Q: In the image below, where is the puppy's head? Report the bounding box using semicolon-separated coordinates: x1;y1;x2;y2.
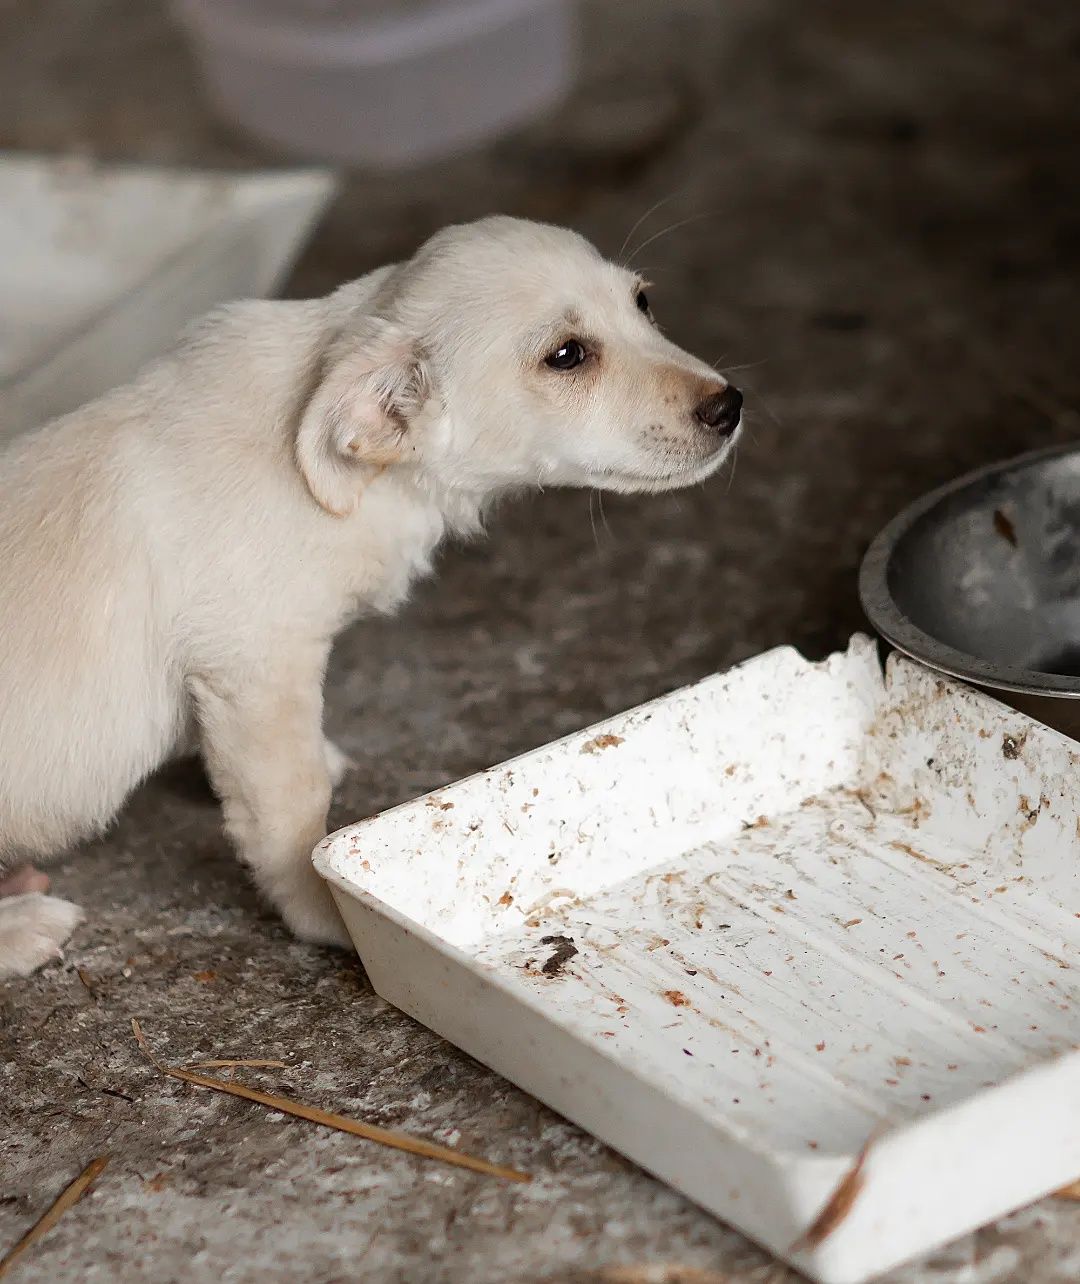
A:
297;217;741;515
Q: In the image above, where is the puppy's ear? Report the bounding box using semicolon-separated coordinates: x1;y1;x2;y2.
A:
296;319;430;516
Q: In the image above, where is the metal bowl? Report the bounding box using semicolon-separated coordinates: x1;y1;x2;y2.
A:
860;443;1080;732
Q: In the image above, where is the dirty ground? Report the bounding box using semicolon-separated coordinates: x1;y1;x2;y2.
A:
1;1;1079;1281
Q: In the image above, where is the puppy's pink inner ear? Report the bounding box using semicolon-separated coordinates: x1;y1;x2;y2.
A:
297;394;389;518
339;393;407;465
295;328;423;517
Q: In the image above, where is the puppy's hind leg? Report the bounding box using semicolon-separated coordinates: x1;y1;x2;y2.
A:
0;893;84;980
191;653;350;948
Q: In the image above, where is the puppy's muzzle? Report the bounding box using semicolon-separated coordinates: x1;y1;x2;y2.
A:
694;385;743;437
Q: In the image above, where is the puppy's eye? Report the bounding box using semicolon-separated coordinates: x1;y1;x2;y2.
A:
635;289;651;314
545;340;587;371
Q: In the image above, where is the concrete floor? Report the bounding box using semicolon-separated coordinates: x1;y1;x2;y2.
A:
2;1;1080;1280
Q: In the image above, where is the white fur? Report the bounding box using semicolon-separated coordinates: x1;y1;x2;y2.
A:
0;217;739;978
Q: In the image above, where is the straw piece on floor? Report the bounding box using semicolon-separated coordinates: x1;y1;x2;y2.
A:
131;1019;529;1183
0;1156;109;1279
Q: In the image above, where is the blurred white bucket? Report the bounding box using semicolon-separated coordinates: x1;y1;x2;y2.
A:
174;0;578;167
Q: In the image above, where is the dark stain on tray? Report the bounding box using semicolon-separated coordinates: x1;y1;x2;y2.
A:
539;935;579;977
992;508;1018;547
1002;732;1025;760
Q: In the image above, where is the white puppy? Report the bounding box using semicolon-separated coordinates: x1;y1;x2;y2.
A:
0;216;742;979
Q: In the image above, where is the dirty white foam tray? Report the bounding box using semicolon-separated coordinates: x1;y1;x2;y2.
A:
314;638;1080;1284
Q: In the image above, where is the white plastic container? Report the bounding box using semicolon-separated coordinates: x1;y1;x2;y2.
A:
173;0;578;167
316;638;1080;1284
0;155;335;437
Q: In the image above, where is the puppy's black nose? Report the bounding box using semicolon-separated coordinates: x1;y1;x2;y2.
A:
694;385;743;435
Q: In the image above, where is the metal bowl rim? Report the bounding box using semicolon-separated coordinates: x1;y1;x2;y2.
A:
859;441;1080;699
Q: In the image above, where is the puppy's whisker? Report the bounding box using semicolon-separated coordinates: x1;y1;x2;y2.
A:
597;489;613;540
618;193;679;265
588;490;600;551
717;358;770;375
626;213;710;265
739;384;781;430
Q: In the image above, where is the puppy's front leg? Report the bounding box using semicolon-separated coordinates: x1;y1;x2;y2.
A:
191;659;350;948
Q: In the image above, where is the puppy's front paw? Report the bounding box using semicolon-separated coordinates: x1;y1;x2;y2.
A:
0;893;84;979
278;875;353;950
323;738;355;788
